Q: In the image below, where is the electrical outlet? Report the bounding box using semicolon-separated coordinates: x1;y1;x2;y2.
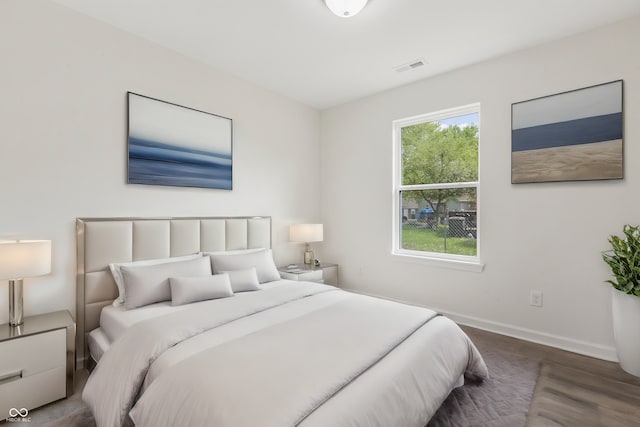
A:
530;290;543;307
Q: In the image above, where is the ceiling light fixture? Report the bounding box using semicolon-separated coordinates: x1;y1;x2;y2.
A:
324;0;369;18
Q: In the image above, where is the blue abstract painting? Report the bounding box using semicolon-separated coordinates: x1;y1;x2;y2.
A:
128;93;232;190
512;81;622;183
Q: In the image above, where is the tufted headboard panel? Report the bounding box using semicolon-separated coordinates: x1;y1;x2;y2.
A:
75;216;271;365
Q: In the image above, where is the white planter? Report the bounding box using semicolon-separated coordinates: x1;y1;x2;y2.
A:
612;287;640;377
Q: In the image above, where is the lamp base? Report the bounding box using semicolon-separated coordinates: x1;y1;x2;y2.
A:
9;279;24;326
304;244;314;265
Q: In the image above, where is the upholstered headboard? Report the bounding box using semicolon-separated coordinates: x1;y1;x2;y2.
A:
76;216;271;365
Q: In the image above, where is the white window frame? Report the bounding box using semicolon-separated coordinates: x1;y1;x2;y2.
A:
392;103;483;272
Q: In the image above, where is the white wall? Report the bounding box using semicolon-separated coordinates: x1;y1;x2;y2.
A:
320;16;640;360
0;0;321;321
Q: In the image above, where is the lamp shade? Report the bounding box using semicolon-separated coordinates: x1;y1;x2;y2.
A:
290;224;323;243
0;240;51;279
324;0;368;18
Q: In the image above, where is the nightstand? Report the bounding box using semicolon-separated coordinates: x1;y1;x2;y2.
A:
0;310;75;416
278;263;339;286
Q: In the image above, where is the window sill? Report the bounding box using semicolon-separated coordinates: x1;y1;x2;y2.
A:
392;250;485;272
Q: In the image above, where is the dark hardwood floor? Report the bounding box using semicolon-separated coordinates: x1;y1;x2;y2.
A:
462;325;640;388
461;325;640;426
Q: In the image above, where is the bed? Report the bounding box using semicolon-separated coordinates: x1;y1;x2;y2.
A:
76;216;487;427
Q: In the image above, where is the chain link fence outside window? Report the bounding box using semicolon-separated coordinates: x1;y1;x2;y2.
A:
400;190;477;256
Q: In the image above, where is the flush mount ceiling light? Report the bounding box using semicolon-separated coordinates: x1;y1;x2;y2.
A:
324;0;369;18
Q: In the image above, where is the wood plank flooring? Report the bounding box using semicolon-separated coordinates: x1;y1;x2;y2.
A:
461;325;640;427
527;363;640;426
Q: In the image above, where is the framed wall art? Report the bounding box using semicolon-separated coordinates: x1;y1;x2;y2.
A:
127;92;233;190
511;80;623;184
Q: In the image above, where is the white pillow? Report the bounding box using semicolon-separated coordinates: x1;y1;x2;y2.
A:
121;256;212;310
169;274;234;306
109;253;202;307
209;249;280;283
220;267;261;292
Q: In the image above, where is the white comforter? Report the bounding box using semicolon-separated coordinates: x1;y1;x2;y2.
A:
83;281;487;427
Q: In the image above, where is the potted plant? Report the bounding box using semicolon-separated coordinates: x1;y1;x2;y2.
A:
602;224;640;376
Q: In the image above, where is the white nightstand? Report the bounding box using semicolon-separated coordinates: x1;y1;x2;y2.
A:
0;310;75;417
278;263;339;286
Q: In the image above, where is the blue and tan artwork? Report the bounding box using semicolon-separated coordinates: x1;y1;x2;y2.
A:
511;81;622;183
128;93;232;190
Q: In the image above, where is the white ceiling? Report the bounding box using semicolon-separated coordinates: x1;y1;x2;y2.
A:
52;0;640;109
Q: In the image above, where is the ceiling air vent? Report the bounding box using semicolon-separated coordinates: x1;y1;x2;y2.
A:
393;59;426;73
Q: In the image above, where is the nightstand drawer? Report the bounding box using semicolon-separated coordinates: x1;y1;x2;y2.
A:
280;269;323;282
0;366;66;416
278;263;338;285
0;311;75;415
0;329;66;415
1;329;66;376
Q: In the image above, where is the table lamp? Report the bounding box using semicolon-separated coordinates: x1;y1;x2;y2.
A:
0;240;51;326
289;224;323;265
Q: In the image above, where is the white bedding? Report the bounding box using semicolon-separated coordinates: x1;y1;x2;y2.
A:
98;281;289;344
94;284;360;386
91;302;188;362
84;281;488;427
142;285;350;391
99;302;181;343
87;328;109;363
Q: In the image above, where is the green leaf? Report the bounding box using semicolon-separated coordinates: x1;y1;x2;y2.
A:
603;224;640;298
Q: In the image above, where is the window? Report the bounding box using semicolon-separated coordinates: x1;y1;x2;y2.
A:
393;104;480;267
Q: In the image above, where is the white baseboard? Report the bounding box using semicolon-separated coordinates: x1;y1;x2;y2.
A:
342;287;618;362
441;309;617;362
